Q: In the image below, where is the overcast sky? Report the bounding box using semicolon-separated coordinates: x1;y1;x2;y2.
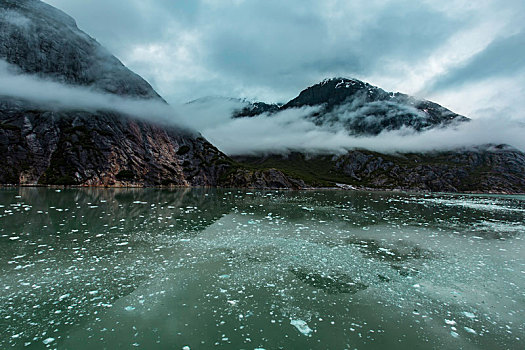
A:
45;0;525;120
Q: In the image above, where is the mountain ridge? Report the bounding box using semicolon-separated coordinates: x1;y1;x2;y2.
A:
233;77;469;136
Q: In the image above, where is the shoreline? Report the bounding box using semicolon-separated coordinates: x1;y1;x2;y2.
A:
1;184;524;196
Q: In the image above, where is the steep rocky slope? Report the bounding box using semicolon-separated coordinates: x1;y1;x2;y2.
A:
0;0;303;188
0;98;228;186
0;0;158;98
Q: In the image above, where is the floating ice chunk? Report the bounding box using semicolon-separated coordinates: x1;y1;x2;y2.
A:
182;346;191;350
125;306;136;311
445;319;456;325
219;274;230;279
227;300;237;306
464;327;477;334
378;248;395;255
290;319;313;337
450;331;459;338
463;312;475;319
43;337;55;344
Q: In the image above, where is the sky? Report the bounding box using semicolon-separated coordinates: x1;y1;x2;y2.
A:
43;0;525;122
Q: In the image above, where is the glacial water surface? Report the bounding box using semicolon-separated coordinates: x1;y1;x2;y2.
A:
0;188;524;349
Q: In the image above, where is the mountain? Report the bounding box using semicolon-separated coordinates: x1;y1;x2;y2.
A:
0;0;304;188
229;78;525;193
234;78;469;135
232;102;281;118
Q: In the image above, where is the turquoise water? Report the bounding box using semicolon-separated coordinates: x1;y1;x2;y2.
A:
0;188;524;349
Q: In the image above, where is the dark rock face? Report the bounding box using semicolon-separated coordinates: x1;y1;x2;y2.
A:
232;102;280;118
235;147;525;193
335;147;525;193
220;168;307;190
0;99;229;186
235;78;469;135
0;0;235;186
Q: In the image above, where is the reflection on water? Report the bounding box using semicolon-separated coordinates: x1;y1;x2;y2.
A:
0;188;524;349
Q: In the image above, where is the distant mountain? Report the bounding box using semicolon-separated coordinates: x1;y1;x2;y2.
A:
234;78;468;135
232;102;281;118
229;78;525;193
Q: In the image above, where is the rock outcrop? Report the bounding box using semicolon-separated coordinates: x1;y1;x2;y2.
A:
221;167;307;190
0;0;231;186
0;99;230;186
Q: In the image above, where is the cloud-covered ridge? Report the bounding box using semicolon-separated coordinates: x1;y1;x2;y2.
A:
0;60;190;129
180;97;525;155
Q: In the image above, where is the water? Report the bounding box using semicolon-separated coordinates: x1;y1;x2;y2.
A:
0;188;524;349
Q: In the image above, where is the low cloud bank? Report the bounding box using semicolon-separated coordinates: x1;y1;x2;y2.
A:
181;98;525;155
0;60;191;129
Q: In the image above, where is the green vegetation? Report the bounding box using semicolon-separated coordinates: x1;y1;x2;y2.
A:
233;153;352;187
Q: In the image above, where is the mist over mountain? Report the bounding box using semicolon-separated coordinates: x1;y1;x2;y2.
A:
234;77;469;136
0;0;226;186
182;78;525;193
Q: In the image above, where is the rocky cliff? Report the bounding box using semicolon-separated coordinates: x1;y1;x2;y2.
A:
0;0;233;187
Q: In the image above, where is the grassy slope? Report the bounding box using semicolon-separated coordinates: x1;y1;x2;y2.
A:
232;150;504;190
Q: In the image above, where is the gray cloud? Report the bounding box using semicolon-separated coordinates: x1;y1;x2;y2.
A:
180;98;525;155
425;32;525;92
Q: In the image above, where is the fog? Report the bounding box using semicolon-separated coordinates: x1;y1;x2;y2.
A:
0;60;192;130
180;98;525;155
